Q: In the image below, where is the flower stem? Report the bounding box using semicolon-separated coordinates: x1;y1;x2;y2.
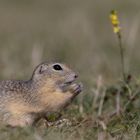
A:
117;32;126;82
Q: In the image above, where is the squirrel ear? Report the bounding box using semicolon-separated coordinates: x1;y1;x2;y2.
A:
39;65;48;74
35;64;48;74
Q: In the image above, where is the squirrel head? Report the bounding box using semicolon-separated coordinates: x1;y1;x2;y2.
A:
31;62;78;87
31;62;82;111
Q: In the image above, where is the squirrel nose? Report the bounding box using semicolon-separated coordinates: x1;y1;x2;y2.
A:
74;74;78;79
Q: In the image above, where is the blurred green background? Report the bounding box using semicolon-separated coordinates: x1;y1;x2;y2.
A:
0;0;139;89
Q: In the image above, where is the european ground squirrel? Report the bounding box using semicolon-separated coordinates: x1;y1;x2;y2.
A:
0;62;82;127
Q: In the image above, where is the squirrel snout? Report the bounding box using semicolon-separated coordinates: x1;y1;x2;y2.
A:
64;73;78;84
72;73;78;80
74;74;78;79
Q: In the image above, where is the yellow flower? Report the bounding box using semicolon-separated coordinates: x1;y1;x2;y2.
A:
114;27;120;33
110;10;121;34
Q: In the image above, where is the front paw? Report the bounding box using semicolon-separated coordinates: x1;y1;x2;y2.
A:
69;83;83;95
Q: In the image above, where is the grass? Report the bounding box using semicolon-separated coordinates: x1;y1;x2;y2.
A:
1;108;140;139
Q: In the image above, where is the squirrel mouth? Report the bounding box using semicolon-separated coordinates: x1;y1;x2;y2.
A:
64;80;75;85
58;80;75;89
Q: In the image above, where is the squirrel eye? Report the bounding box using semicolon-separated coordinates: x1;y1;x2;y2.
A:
53;64;63;71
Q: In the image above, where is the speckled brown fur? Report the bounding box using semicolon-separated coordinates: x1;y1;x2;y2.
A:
0;62;82;127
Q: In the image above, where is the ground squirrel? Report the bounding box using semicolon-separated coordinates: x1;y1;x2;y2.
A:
0;62;82;127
